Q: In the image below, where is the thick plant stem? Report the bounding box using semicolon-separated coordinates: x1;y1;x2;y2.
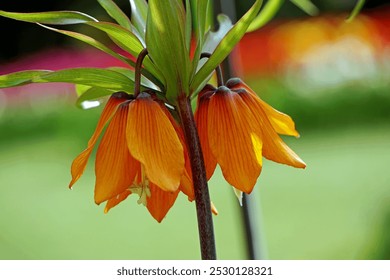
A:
177;93;217;260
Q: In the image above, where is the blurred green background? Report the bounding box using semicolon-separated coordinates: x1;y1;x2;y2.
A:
1;0;390;260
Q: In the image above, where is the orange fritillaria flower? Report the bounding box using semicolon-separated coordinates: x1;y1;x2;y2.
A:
69;92;193;222
195;78;306;194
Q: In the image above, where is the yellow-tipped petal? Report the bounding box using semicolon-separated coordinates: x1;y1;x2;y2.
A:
69;93;129;188
126;93;185;192
104;190;132;213
94;103;140;204
208;87;262;193
147;183;180;223
239;90;306;169
194;87;218;181
227;78;299;137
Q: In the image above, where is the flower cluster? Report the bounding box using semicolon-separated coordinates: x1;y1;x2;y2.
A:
70;77;305;221
69;92;194;222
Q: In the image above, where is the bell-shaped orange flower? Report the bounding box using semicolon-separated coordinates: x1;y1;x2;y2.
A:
69;91;192;222
195;79;306;194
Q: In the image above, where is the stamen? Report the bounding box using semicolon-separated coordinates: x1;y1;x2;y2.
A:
129;165;151;207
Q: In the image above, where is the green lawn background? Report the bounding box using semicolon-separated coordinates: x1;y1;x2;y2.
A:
1;82;389;260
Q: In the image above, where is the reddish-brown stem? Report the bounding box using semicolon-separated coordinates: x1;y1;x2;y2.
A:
177;93;217;260
134;48;149;97
200;52;224;87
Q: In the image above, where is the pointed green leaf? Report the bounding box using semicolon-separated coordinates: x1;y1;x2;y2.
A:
32;68;135;92
0;10;97;24
189;0;211;79
190;0;263;94
129;0;148;37
108;67;159;91
37;23;133;66
0;9;163;86
0;70;51;88
190;15;233;87
146;0;191;100
185;0;192;52
75;66;163;108
85;21;162;83
86;21;143;57
346;0;365;22
36;23;163;89
194;0;209;44
247;0;283;32
290;0;319;16
98;0;132;30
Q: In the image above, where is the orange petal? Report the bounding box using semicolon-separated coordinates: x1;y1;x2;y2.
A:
156;101;195;201
175;127;195;201
104;190;132;213
239;90;306;169
126;93;184;192
176;131;194;201
226;78;299;137
208;87;263;193
69;93;130;188
94;103;141;204
194;85;218;180
147;183;180;223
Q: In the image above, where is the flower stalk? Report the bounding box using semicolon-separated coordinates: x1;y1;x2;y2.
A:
177;93;217;260
200;52;224;87
134;48;149;97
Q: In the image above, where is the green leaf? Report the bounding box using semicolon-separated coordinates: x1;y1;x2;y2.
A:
189;0;211;79
37;23;133;66
0;68;134;92
191;15;232;85
146;0;191;101
85;21;162;83
0;10;97;24
189;0;210;46
0;70;51;88
247;0;283;33
86;21;143;57
97;0;132;30
75;84;92;97
196;0;210;43
0;10;151;74
129;0;148;40
76;86;114;108
108;67;159;91
74;66;163;109
185;0;192;52
37;22;163;89
32;68;135;92
190;0;263;94
290;0;319;16
346;0;365;22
